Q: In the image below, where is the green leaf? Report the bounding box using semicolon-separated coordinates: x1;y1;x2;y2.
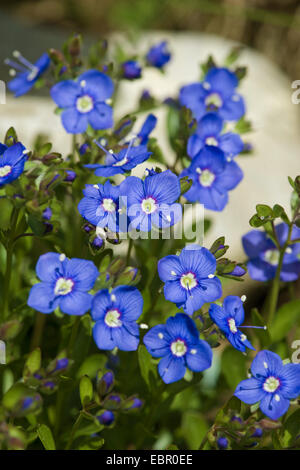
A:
269;300;300;342
138;345;158;391
179;176;193;196
4;127;18;146
79;375;94;407
37;424;56;450
181;411;208;449
24;348;41;376
0;198;14;230
221;347;247;389
281;409;300;447
76;353;107;379
256;204;273;218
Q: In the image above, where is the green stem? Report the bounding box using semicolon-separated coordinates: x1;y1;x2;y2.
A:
30;312;46;351
2;209;19;322
126;238;133;265
65;411;84;450
67;316;81;356
268;223;293;326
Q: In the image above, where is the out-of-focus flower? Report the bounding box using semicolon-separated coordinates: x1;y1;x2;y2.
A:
144;313;212;384
158;245;222;315
98;410;115;426
0;142;28;187
122;60;142;79
6;51;50;97
146;41;171;69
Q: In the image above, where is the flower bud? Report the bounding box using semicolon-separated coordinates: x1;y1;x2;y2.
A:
97;410;115;426
217;437;228;450
97;371;114;397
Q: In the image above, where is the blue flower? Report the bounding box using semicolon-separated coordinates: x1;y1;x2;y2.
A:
137;113;157;145
187;113;244;159
122;60;142;79
98;410;115;426
143;313;212;384
180;67;245;121
125;170;182;232
146;41;171;68
0;142;28;187
92;286;143;351
28;252;99;315
50;70;114;134
78;180;128;233
242;223;300;282
181;145;243;211
85;141;151;177
6;51;50;97
209;296;258;353
234;350;300;420
158;245;222;315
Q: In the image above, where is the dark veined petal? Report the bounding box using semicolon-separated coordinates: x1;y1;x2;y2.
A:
27;283;58;314
234;378;265;404
251;350;283;380
61;108;88;134
79;69;114;102
93;321;116;350
144;170;180;204
219;132;244;157
143;324;171;358
152;203;182;229
36;252;62;282
279;363;300;399
63;258;98;291
2;142;26;165
165;313;199;343
190;145;226;174
111;322;140;351
215;160;243;191
78;196;103;226
205;67;238;99
186;340;212;372
197;277;222;303
59;291;93;315
183;286;208;315
8;73;36;97
157;255;182;282
260;393;290;420
164;280;186;304
158;354;186;384
223;295;244;325
209;303;229;331
112;285;143;321
50;80;81;108
179;246;216;277
91;289;112;321
87;103;113;130
242;229;272;259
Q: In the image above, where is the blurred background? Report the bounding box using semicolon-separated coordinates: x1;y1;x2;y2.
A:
1;0;300;78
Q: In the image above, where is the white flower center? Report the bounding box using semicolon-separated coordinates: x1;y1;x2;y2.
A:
171;339;187;357
0;165;12;177
102;198;116;213
263;376;280;393
141;197;157;214
228;317;238;333
54;277;74;296
76;94;94;113
264;249;280;266
205;92;223;108
205;136;218;146
105;309;122;328
199;169;215;187
113;156;128;167
180;272;197;290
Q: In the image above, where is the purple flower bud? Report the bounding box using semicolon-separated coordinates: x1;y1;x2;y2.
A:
21;397;34;410
225;265;246;277
231;415;243;424
98;410;115;426
130;398;143;409
83;224;93;233
98;371;114;396
53;358;69;372
42;207;52;221
146;41;171;68
92;237;104;249
44;381;55;390
122;60;142;80
79;143;90;155
44;222;53;234
64;170;77;182
141;89;151;101
252;428;263;438
217;437;228;450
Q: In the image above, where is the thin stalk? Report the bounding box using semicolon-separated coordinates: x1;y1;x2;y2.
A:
126;237;133;265
2;208;19;322
65;411;84;450
30;312;46;351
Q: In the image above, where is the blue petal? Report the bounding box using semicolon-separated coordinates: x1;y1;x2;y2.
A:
112;322;140;351
205;68;238;99
78;196;102;226
143;325;171;358
223;295;244;325
179;246;216;278
91;289;111;321
61;108;88;134
251;350;283;380
158;354;186;384
93;321;116;350
164;280;186;304
0;144;7;155
260;393;290;420
234;378;265;404
112;286;143;321
87;103;113;130
196;113;223;139
27;283;58;314
187;134;204;158
279;363;300;399
59;291;93;315
36;252;62;282
144;170;180;204
63;258;98;291
138;114;157;144
50;80;80;108
2;142;26;165
179;83;206;120
242;230;271;259
152;203;182;228
165;313;199;342
157;255;182;282
219;132;244;157
215;160;243;191
197;277;222;303
79;70;114;101
209;304;228;331
126;176;145;205
220;94;245;121
183;286;208;315
190;145;226;174
8;74;35;97
280;262;300;282
247;258;276;282
186;340;212;372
